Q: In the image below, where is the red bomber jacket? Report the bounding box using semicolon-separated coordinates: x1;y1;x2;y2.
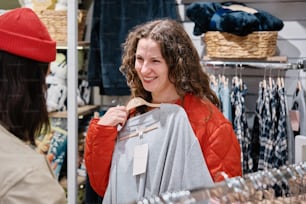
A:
85;93;242;196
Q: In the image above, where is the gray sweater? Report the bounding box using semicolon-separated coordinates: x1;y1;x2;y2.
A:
103;104;214;204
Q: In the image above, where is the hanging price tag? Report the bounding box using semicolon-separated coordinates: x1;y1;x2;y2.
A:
289;110;300;131
133;143;148;176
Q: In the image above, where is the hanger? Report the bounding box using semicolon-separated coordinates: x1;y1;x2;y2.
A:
126;97;160;111
119;123;159;141
118;97;160;141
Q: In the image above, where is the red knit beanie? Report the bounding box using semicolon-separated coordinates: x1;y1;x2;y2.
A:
0;8;56;62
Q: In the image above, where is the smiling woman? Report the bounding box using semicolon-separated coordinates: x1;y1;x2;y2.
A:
85;18;242;203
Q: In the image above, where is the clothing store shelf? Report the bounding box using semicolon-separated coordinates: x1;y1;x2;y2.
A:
202;55;292;70
48;105;100;118
56;41;90;50
59;175;86;189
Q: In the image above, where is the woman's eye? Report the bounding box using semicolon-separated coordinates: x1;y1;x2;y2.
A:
136;56;143;61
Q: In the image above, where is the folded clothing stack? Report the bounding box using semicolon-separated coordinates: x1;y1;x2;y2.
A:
186;1;284;36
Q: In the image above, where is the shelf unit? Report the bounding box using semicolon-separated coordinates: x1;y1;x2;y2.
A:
54;32;91;204
49;105;100;118
56;41;90;50
202;55;291;69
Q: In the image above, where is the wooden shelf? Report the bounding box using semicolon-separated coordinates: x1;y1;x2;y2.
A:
59;175;86;189
56;41;90;50
48;105;100;118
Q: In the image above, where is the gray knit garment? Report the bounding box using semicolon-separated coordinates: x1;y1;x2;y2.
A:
103;104;214;204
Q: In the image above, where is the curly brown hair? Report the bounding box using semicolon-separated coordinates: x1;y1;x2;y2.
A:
120;18;219;107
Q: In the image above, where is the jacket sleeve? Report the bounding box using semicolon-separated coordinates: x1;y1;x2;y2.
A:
204;122;242;182
84;118;117;196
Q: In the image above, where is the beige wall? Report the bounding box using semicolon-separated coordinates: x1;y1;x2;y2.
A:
0;1;20;9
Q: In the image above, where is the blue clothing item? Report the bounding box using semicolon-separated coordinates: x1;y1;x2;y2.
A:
210;76;232;122
186;1;284;36
210;6;260;36
88;0;177;95
185;2;222;36
48;130;67;179
219;82;232;122
210;81;219;98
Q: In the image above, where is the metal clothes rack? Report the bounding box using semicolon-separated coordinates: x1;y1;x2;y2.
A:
135;162;306;204
202;57;302;169
201;59;293;70
201;56;306;71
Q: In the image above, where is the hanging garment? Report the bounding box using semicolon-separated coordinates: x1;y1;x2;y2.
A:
273;84;288;167
87;0;177;95
290;84;306;136
102;104;214;204
251;81;265;172
209;74;232;122
284;82;294;164
219;76;232;122
47;128;67;179
257;80;273;170
231;77;253;174
254;79;288;171
266;80;278;168
210;74;220;101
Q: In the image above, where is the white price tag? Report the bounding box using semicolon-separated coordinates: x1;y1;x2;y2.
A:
133;143;148;176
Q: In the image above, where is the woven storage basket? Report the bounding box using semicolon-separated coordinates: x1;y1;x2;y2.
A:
204;31;278;59
35;9;87;43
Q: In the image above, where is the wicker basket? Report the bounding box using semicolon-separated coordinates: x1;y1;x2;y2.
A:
35;9;87;43
203;31;278;59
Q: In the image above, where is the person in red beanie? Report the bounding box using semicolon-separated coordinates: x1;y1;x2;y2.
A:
0;8;66;203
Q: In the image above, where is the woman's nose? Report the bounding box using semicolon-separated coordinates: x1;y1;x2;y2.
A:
140;61;150;74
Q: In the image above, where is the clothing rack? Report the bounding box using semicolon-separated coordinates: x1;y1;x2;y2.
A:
135;161;306;203
202;60;292;70
201;56;306;70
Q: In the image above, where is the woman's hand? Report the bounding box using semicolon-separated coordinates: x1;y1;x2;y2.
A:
97;106;128;127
